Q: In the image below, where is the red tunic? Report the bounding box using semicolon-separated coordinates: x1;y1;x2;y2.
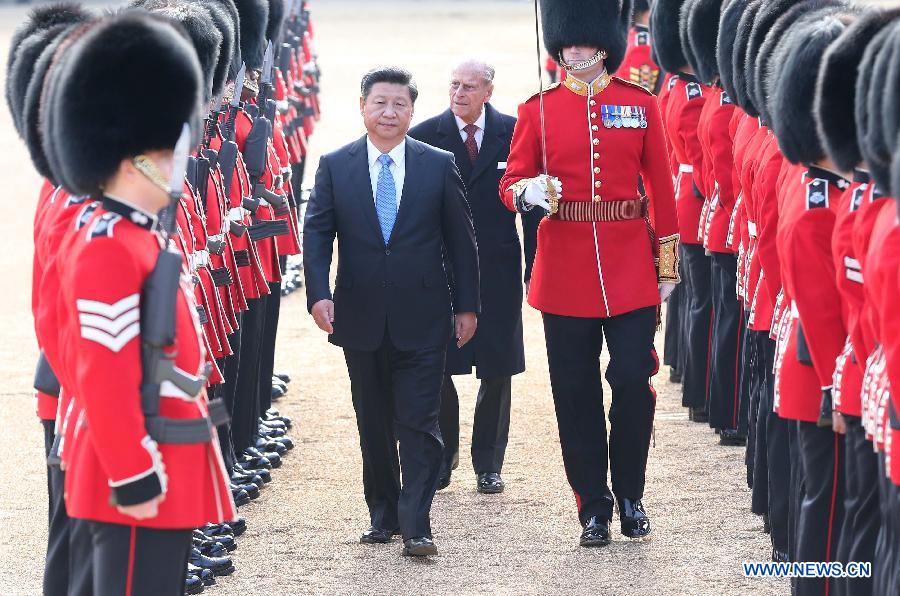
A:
613;25;662;94
57;199;235;528
500;74;679;318
696;86;737;254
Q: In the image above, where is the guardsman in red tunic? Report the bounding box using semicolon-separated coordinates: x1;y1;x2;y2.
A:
653;0;714;424
48;15;236;594
815;9;900;592
613;0;662;94
768;14;855;595
501;0;678;547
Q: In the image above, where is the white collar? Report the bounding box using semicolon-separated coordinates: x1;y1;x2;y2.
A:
454;107;486;132
366;137;406;168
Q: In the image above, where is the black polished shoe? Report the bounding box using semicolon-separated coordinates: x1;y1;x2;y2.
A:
199;523;232;537
255;436;287;455
235;463;271;484
579;516;611;547
762;513;771;534
271;385;286;400
360;526;400;544
188;564;216;586
477;472;505;494
274;372;291;384
231;469;264;486
402;537;438;557
272;378;288;393
185;573;204;595
719;429;747;446
229;517;247;536
772;548;789;562
259;424;287;438
231;487;250;507
240;452;273;470
669;368;682;383
189;548;235;576
618;498;651;538
230;481;260;500
193;529;236;553
688;407;708;423
245;446;282;468
260;417;287;431
193;537;227;558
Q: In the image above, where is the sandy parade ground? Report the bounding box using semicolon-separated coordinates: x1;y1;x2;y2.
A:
8;0;895;593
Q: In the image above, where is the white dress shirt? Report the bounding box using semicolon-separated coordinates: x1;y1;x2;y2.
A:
366;137;406;207
454;108;486;150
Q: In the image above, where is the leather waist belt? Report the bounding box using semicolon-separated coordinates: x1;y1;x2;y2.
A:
210;267;233;287
678;164;693;173
145;398;230;445
549;198;646;222
233;249;251;267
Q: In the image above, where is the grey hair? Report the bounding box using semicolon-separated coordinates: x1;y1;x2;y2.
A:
452;59;495;85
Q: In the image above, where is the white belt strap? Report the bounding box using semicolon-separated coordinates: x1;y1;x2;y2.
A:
791;301;799;319
678;163;693;173
191;249;210;269
747;221;758;238
228;207;246;221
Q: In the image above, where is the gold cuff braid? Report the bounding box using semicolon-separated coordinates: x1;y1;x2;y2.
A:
657;234;680;283
507;178;530;200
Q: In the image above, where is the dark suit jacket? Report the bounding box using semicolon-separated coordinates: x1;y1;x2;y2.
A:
303;135;480;352
409;103;541;377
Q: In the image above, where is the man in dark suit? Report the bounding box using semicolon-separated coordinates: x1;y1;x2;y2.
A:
409;60;541;495
303;66;479;557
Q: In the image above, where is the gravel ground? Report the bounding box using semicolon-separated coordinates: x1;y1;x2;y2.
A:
0;0;838;593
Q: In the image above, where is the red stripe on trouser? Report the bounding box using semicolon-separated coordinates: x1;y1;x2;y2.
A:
824;433;840;596
126;525;137;596
704;309;714;406
731;319;742;429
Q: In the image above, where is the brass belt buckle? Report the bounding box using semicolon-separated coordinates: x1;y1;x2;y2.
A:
545;176;559;215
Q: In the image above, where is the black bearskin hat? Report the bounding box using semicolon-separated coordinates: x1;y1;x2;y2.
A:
680;0;700;76
6;4;91;136
45;11;203;196
717;0;749;112
200;0;241;81
267;0;284;47
856;23;896;192
731;0;761;115
540;0;633;73
880;25;900;158
892;134;900;205
816;7;900;172
770;14;852;165
651;0;689;73
634;0;649;14
235;0;268;69
192;0;236;97
862;22;900;192
687;0;724;85
133;0;222;102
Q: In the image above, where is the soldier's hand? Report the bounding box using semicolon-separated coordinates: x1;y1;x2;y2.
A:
117;495;163;520
659;282;676;302
832;411;847;434
455;312;477;348
522;175;561;210
311;299;335;334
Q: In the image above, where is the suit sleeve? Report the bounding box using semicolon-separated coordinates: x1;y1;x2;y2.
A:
302;154;336;311
441;155;480;314
499;102;541;213
787;210;846;389
71;239;164;506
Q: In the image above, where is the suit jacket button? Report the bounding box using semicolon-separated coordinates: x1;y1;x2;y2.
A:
385;249;391;255
382;281;388;288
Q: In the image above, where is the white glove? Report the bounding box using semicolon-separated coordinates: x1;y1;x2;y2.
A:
659;282;677;302
522;175;562;211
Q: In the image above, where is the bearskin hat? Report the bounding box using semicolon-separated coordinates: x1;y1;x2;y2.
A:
540;0;632;73
634;0;649;14
200;0;241;80
770;14;852;165
680;0;700;75
267;0;284;47
717;0;749;111
6;4;91;136
816;7;900;172
687;0;724;84
860;22;900;192
892;134;900;204
731;0;761;115
192;0;235;97
235;0;268;69
880;24;900;158
44;11;203;196
651;0;690;73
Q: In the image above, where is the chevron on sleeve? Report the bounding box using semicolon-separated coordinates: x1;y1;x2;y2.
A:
76;293;141;352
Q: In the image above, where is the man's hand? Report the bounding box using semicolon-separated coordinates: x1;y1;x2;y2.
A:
659;282;677;302
832;411;846;434
311;299;335;334
117;494;163;520
523;175;562;211
455;312;477;348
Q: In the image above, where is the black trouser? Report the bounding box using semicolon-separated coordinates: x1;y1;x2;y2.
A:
233;295;267;453
663;279;683;373
788;420;804;563
542;307;658;525
43;420;71;596
872;452;894;596
795;421;845;596
258;279;283;415
439;375;512;476
220;317;243;468
744;325;760;490
86;522;191;596
708;253;744;432
834;416;878;596
211;365;235;471
681;244;713;410
343;336;445;540
763;342;791;555
749;331;768;514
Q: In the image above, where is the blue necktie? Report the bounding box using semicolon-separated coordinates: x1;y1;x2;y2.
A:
375;153;397;244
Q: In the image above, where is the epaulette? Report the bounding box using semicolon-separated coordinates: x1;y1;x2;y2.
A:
524;82;561;103
806;179;829;210
668;75;679;90
636;31;651;46
64;195;88;208
720;90;733;106
850;184;866;212
75;202;100;230
86;212;121;239
611;76;653;95
686;82;703;100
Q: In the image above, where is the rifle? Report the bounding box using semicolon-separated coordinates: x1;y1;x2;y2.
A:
138;124;226;444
